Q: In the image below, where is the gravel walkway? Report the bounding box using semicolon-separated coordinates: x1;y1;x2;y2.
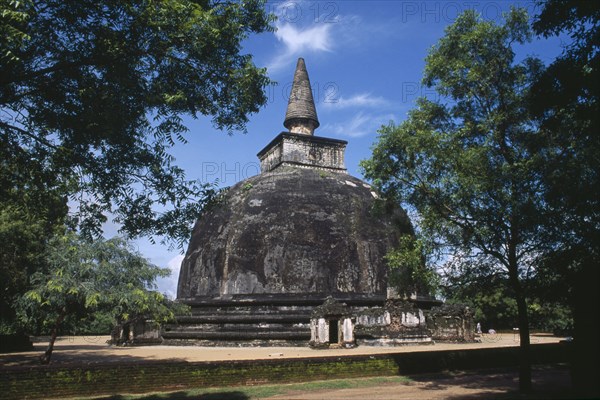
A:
0;333;562;366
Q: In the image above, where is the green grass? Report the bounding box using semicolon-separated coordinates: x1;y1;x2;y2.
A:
82;375;413;400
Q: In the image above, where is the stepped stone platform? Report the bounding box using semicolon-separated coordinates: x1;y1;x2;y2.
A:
163;58;472;348
163;294;395;346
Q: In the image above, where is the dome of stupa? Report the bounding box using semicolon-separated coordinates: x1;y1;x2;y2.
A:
177;58;412;301
156;58;466;349
177;59;412;300
177;166;411;299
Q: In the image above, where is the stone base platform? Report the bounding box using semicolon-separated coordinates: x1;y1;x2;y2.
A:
163;294;387;346
159;294;453;347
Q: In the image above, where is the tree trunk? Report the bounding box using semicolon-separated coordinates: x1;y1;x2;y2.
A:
40;312;65;364
507;252;532;392
571;260;600;397
513;284;532;393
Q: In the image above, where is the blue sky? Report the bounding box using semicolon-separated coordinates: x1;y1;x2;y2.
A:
126;0;565;297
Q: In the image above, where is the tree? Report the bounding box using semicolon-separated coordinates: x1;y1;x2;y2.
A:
362;9;547;392
0;207;53;332
531;1;600;395
0;126;69;329
16;233;185;364
1;0;273;331
385;234;440;299
531;1;599;263
0;0;273;245
442;267;573;334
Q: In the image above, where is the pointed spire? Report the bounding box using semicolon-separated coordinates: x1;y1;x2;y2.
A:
284;58;320;135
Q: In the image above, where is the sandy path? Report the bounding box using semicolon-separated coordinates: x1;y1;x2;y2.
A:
263;367;573;399
0;332;562;366
1;335;573;399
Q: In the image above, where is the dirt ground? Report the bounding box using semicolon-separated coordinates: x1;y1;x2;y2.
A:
1;334;572;399
0;332;562;366
263;366;573;400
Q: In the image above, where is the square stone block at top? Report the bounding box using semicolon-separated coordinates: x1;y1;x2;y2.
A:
257;132;348;173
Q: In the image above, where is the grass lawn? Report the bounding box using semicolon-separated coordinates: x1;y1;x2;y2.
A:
83;375;413;400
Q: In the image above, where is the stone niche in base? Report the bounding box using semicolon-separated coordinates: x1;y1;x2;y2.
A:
354;300;432;346
153;58;476;348
111;320;162;346
309;298;474;348
309;297;356;349
427;304;476;342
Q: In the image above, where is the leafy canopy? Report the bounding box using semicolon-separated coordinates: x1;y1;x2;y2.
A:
531;0;599;259
530;2;600;395
16;232;187;362
385;234;440;299
0;206;52;331
362;8;546;391
363;8;548;278
17;233;181;329
0;0;274;245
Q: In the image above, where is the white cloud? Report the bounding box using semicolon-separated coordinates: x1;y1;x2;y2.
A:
275;23;332;54
268;23;333;72
265;1;382;73
156;254;184;299
322;112;396;138
265;0;338;72
324;93;389;110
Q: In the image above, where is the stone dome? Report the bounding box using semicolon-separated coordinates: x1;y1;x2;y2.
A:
177;167;412;299
160;58;453;348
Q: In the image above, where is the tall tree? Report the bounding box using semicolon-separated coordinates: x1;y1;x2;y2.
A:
531;1;600;396
0;0;273;244
442;268;573;334
16;233;185;364
362;9;546;392
0;0;273;328
0;207;59;331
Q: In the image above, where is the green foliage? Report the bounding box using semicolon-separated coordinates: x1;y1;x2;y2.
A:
531;3;600;393
385;235;439;298
0;0;31;63
530;0;599;288
363;8;548;282
0;0;274;247
362;8;547;390
70;310;115;335
0;205;65;331
16;232;188;361
443;272;572;333
527;300;573;335
0;0;272;332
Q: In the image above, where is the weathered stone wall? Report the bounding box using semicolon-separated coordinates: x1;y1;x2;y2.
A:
309;297;356;348
309;299;433;347
308;299;475;347
426;304;475;342
177;167;411;299
353;300;431;346
166;294;386;347
258;133;347;173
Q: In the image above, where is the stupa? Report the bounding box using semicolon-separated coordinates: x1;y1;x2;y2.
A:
158;59;472;347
